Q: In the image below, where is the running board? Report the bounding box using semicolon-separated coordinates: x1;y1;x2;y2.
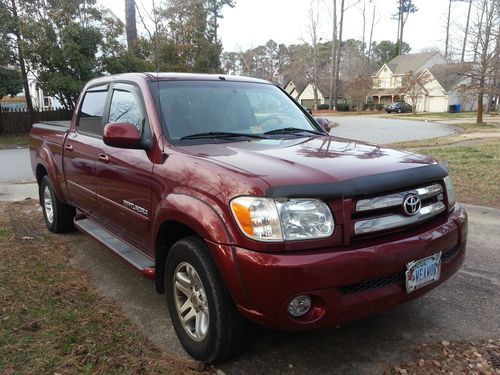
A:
74;217;155;279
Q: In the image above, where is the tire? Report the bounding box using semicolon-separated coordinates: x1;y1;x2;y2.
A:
40;175;75;233
165;237;248;363
397;108;402;113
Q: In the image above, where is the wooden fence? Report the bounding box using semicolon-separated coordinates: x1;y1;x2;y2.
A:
0;109;72;135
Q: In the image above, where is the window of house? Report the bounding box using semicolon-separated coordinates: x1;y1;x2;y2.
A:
77;90;108;136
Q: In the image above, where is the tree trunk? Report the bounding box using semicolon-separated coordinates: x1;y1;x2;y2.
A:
398;1;404;55
329;0;337;109
10;0;34;117
367;4;375;60
125;0;138;51
477;93;483;124
333;0;344;108
461;0;472;62
445;0;452;59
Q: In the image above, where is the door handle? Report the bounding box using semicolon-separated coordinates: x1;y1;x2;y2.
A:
98;154;110;163
65;144;73;151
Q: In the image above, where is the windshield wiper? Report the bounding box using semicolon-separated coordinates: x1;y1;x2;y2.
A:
264;127;323;136
180;131;267;140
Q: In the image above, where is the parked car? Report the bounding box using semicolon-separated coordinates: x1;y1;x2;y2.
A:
385;101;412;113
30;73;467;364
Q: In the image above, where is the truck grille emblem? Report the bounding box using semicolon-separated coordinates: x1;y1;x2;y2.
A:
403;194;421;216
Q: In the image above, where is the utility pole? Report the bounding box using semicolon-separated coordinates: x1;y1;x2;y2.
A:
125;0;138;51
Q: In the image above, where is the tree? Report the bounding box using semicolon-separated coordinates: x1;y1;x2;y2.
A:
344;76;371;111
0;0;34;113
400;70;431;114
461;0;499;123
328;0;337;109
125;0;138;51
0;1;22;99
372;40;410;66
394;0;417;55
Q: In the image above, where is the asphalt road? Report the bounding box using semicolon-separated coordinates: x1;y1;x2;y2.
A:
0;148;33;183
54;204;499;374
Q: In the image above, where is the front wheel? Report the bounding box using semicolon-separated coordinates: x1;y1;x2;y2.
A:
40;175;75;233
165;237;248;363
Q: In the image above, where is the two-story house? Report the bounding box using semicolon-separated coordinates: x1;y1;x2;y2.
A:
369;52;447;106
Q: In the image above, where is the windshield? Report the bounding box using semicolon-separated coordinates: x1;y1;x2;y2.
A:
153;80;321;141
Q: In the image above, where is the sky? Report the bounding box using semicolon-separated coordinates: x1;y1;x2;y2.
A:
101;0;476;59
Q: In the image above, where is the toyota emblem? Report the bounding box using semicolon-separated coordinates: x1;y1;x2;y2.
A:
403;194;421;216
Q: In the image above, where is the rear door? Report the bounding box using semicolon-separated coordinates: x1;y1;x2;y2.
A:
94;83;154;250
63;85;109;215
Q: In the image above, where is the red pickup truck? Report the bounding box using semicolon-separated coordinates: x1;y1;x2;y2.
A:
30;73;467;363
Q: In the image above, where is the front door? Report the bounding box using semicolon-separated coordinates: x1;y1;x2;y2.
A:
95;83;154;251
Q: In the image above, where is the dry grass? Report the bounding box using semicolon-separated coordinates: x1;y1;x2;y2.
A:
0;134;29;149
0;200;198;374
415;142;500;208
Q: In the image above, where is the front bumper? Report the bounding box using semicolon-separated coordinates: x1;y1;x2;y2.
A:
227;204;467;330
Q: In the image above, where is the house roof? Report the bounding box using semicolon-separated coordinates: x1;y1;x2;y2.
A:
386;52;443;74
427;63;473;91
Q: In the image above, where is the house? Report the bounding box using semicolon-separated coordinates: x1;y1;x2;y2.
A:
369;52;446;105
283;79;308;101
297;80;346;109
421;63;477;112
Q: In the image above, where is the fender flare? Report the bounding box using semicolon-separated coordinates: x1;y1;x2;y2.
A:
153;193;235;245
36;144;67;203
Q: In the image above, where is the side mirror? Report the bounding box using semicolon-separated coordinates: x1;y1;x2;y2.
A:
315;117;333;133
103;122;143;149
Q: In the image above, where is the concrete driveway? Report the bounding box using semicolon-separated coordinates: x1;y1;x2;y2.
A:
328;116;456;144
56;204;499;374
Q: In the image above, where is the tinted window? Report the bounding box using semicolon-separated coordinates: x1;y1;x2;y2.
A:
156;81;317;140
77;91;108;135
109;89;144;131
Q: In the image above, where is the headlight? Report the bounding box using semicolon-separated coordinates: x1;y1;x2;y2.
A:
444;176;456;210
230;197;334;242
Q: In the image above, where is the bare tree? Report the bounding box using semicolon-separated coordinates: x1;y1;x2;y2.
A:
400;70;432;114
333;0;345;108
344;76;371;111
394;0;417;55
329;0;337;109
462;0;499;123
461;0;473;62
307;0;321;109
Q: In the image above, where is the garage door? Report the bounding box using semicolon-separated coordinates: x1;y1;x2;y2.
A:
428;97;448;112
301;99;314;109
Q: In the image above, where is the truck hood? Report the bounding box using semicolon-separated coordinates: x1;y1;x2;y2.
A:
176;136;437;189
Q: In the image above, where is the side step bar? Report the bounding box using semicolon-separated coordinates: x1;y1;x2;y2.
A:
74;216;155;279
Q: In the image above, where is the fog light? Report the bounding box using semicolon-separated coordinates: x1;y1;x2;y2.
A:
287;295;312;318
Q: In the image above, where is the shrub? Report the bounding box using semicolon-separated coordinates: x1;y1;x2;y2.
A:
317;104;330;110
375;104;385;111
336;103;350;112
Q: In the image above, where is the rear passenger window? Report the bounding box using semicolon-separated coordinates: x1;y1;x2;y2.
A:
77;91;108;135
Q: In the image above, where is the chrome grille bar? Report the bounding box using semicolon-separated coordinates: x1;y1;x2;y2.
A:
354;202;446;235
356;184;442;212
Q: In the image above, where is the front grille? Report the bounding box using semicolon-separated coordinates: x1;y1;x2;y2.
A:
338;244;463;295
352;182;446;236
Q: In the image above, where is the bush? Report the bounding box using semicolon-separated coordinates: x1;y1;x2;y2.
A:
375;104;385;111
336;103;350;112
317;104;330;110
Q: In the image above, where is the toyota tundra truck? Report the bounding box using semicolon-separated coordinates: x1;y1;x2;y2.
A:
30;73;467;363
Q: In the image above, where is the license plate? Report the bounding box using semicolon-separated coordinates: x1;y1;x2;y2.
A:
405;252;442;293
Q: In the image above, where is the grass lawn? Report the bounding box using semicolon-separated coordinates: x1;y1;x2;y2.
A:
400;111;478;119
0;200;196;374
415;141;500;208
0;133;29;149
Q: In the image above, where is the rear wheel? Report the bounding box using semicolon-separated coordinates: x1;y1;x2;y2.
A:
165;237;248;363
40;175;75;233
397;108;402;113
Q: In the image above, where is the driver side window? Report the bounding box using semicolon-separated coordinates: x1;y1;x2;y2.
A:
109;88;143;131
